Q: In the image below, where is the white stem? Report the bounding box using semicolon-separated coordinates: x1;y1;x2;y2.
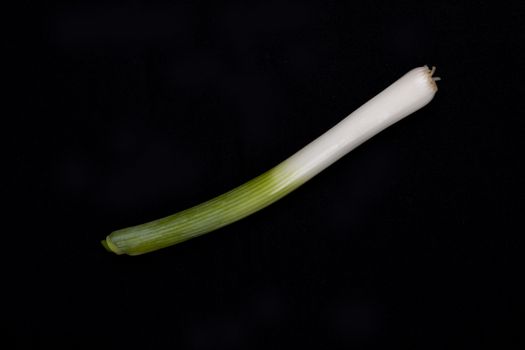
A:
282;66;438;182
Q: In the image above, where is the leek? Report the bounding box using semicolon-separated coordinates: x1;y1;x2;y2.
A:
103;66;440;255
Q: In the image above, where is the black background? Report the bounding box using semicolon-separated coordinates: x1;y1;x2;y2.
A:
7;0;523;348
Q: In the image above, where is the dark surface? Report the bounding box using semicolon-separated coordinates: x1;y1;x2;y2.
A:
7;0;523;348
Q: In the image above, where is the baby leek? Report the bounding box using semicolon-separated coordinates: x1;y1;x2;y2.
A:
103;66;440;255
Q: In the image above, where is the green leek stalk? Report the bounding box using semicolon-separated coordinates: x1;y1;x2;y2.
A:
103;66;440;255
